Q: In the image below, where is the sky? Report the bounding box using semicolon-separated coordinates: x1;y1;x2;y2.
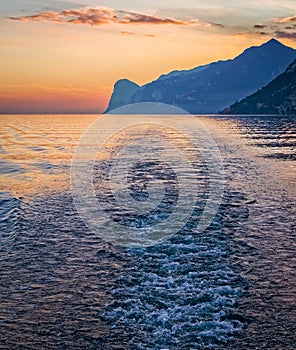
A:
1;0;296;113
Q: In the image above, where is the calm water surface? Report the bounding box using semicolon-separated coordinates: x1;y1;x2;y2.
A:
0;114;295;349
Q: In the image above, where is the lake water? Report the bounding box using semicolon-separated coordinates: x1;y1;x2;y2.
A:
0;114;295;349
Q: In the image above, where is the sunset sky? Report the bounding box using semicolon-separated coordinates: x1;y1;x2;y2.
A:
1;0;296;113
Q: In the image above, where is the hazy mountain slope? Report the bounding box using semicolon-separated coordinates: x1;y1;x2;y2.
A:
222;59;296;115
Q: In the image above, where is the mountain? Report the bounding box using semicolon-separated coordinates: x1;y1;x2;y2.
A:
221;59;296;115
105;39;296;114
105;79;140;113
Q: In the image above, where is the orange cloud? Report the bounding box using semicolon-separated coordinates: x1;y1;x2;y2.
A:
274;15;296;24
9;7;203;27
119;11;187;25
10;11;64;23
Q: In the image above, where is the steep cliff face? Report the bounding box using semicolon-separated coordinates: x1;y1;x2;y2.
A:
222;59;296;115
104;79;140;113
104;39;296;114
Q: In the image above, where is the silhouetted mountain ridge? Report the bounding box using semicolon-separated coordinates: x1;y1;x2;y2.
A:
105;39;296;114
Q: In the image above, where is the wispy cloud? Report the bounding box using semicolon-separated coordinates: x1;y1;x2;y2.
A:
144;34;156;38
120;31;135;36
8;6;296;42
274;30;296;39
233;14;296;41
269;14;296;39
9;7;208;27
254;24;267;29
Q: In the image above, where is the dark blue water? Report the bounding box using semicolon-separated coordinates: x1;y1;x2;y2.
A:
0;115;295;349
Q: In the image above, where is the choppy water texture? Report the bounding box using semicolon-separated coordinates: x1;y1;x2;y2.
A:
0;114;295;349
